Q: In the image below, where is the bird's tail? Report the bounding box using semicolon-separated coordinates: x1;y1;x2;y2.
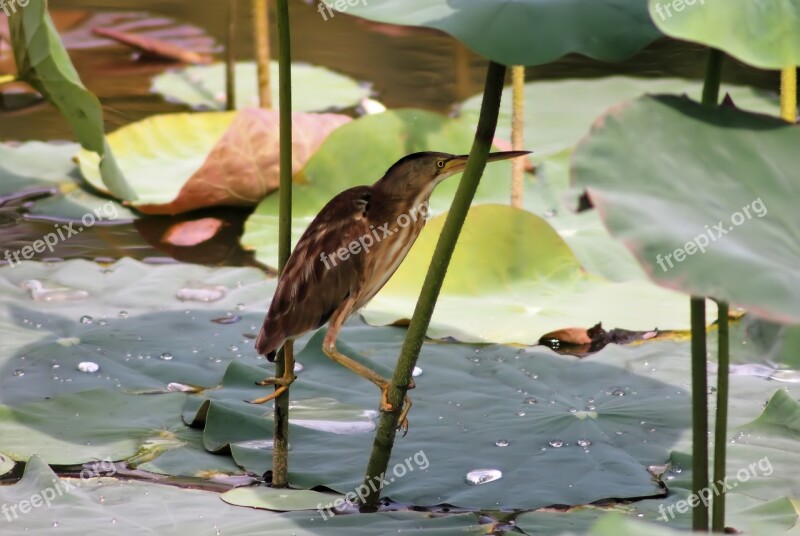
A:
255;327;280;362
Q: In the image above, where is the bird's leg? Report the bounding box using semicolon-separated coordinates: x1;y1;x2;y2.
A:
247;342;296;404
323;305;414;432
323;344;414;434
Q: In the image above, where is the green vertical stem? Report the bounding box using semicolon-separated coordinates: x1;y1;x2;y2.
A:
690;297;709;531
360;61;508;508
225;0;237;111
712;302;729;532
271;0;293;489
701;49;723;107
692;47;723;532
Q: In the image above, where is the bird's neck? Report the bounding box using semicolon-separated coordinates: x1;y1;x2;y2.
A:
372;179;435;221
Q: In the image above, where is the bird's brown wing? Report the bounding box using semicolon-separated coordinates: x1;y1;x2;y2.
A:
255;186;373;359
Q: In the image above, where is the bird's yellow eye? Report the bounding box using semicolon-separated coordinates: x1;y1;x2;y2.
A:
436;159;446;169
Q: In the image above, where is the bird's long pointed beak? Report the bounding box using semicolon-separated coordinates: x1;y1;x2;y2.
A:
443;150;531;174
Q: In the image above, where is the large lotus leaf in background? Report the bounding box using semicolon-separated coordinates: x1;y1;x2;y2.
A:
241;109;517;267
151;61;370;111
0;142;136;220
459;77;780;162
364;205;715;344
346;0;661;66
648;0;800;70
729;315;800;371
179;325;697;511
76;110;350;214
7;2;134;200
0;457;484;535
572;95;800;324
525;150;647;281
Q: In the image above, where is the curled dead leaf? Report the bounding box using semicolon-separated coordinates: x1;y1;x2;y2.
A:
136;110;351;214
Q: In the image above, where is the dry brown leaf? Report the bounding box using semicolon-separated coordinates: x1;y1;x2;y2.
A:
136;109;351;215
163;218;223;246
92;27;213;64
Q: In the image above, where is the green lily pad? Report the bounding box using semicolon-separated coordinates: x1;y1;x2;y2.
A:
648;0;800;70
459;77;780;162
516;493;798;534
364;205;715;344
0;142;136;220
184;324;693;510
0;452;14;477
221;486;342;511
151;61;370;111
346;0;661;66
0;456;483;534
241;109;517;268
572;95;800;324
0;389;185;464
7;3;134;199
0;259;277;406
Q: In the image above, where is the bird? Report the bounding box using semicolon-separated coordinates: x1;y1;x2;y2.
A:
251;150;530;431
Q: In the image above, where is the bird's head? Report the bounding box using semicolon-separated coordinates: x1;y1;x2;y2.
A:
376;150;531;199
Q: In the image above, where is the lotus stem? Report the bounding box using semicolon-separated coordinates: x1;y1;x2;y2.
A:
253;0;272;108
781;67;797;123
511;65;525;208
272;0;293;488
360;61;508;508
225;0;237;110
691;47;724;532
712;302;729;532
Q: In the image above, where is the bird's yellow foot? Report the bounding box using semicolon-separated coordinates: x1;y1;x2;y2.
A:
379;381;415;435
246;375;296;404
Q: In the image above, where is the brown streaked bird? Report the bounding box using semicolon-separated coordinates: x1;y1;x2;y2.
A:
252;150;530;431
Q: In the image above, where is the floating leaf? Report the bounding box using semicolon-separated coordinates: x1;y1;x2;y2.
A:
0;142;135;220
163;218;223;246
92;27;213;64
152;61;370;111
76;110;350;214
0;457;483;534
221;487;342;512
